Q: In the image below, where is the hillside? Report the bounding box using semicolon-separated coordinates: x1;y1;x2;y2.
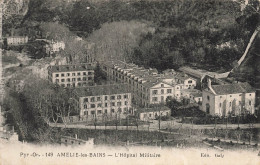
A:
9;0;258;80
231;32;260;89
21;0;258;68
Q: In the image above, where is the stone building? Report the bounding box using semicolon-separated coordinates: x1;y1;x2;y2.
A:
100;60;178;107
6;36;28;45
202;79;255;116
72;84;132;117
47;64;94;88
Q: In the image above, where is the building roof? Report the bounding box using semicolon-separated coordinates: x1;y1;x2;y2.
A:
48;64;94;72
211;82;255;95
175;74;194;81
137;106;171;113
191;92;202;97
163;69;176;74
142;79;173;88
159;74;175;79
73;84;130;97
179;66;205;79
142;79;159;88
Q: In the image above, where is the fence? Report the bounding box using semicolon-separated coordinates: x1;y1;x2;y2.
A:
63;114;127;124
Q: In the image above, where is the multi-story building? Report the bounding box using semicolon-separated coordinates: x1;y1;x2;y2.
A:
175;74;196;89
202;79;256;116
143;80;175;106
47;64;94;88
46;40;65;55
174;83;185;100
72;84;132;117
6;36;28;45
100;60;177;107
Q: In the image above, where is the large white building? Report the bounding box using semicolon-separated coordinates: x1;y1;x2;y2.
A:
47;64;94;88
72;84;132;117
6;36;28;45
202;79;256;116
101;60;179;107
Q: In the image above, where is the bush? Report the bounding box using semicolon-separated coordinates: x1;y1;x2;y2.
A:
171;107;206;118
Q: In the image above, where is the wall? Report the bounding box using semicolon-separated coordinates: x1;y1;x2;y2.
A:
202;90;215;115
183;78;196;89
51;70;94;87
139;110;171;121
79;93;132;116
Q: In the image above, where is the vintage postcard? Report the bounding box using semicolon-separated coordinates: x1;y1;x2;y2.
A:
0;0;259;164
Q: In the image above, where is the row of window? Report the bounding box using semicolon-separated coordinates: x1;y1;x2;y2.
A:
111;70;174;94
83;101;129;109
143;112;169;118
60;82;91;87
55;72;93;77
219;93;252;99
152;96;171;102
152;89;172;95
83;94;129;102
219;101;252;107
55;77;93;83
83;107;130;115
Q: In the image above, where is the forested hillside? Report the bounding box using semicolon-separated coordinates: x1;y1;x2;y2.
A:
21;0;259;72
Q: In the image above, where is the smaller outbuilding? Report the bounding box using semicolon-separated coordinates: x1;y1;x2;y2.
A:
137;106;171;121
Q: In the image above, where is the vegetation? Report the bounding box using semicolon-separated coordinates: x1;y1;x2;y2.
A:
22;0;259;72
3;75;77;142
94;64;107;85
87;20;155;62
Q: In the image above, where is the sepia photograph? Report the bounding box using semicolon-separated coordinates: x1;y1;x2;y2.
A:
0;0;259;164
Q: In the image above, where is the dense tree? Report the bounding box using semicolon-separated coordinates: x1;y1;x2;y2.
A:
3;74;78;142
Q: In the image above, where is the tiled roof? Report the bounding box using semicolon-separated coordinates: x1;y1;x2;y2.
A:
142;80;159;88
48;64;94;72
142;80;174;88
73;84;130;97
211;82;255;95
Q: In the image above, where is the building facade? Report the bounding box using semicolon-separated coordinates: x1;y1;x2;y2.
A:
73;84;132;117
100;60;178;107
138;106;171;121
202;79;256;116
181;89;202;104
175;74;196;89
47;64;94;88
46;40;65;55
6;36;28;45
